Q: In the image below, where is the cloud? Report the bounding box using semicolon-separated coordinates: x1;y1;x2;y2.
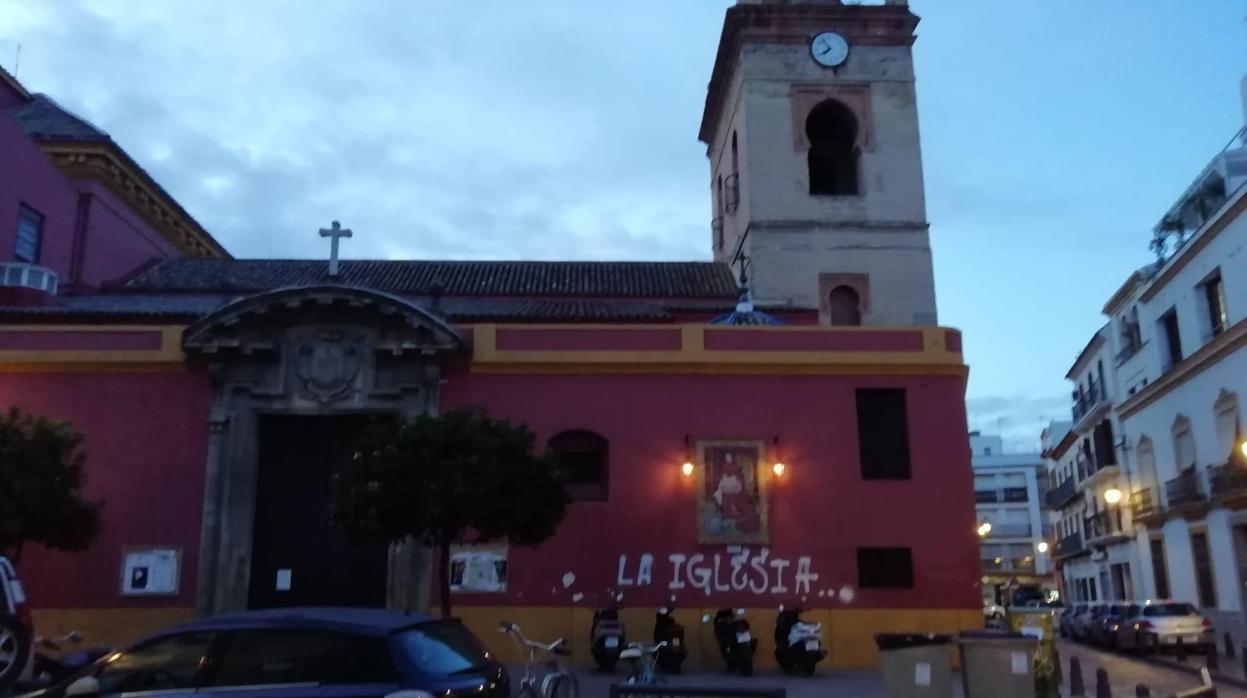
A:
0;0;729;261
967;393;1071;454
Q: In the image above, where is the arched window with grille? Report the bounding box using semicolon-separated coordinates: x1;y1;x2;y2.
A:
828;285;862;326
806;100;860;196
548;430;609;502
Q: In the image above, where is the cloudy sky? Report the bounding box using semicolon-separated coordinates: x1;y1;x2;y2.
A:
1;1;1244;450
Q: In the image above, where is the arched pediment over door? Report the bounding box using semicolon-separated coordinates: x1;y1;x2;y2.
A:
184;285;463;616
184;285;462;404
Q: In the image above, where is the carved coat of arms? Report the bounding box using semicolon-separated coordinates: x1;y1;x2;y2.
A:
292;330;365;402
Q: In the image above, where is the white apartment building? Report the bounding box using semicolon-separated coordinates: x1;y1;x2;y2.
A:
1043;322;1140;606
1051;76;1247;637
973;432;1054;605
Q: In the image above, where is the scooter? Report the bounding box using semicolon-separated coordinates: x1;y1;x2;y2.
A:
27;631;111;688
590;604;626;672
774;605;826;676
652;606;687;674
707;608;756;676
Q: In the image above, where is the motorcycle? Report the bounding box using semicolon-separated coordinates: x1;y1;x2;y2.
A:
774;605;826;676
27;631;111;688
652;606;687;674
590;604;626;672
707;608;756;676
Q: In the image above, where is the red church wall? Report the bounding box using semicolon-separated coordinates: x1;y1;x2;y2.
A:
440;362;982;667
442;369;978;611
0;367;211;638
73;181;182;288
0;115;77;275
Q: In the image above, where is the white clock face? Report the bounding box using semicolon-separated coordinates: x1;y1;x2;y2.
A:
810;31;849;68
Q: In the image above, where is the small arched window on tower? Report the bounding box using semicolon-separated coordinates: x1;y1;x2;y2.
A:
548;429;609;502
828;285;862;326
806;100;860;196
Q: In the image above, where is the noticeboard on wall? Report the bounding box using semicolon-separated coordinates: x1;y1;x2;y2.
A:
120;547;181;596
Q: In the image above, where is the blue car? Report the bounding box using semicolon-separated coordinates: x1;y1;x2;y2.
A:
21;607;509;698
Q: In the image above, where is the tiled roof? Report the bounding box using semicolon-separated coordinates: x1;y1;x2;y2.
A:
8;94;110;142
122;259;740;299
0;293;706;323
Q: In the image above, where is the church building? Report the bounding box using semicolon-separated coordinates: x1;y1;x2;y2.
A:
1;0;981;668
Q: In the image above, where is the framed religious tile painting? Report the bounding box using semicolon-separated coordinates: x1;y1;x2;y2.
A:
696;440;769;544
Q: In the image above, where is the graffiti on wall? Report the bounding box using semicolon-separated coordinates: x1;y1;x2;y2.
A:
615;547;819;597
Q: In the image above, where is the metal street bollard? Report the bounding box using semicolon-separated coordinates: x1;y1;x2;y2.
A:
1206;642;1220;671
1096;667;1112;698
1135;685;1150;697
1177;636;1187;662
1225;632;1236;659
1070;655;1086;696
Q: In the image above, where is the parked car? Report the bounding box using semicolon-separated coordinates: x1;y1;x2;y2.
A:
1070;603;1106;641
0;556;33;691
1114;601;1213;652
1058;604;1086;637
1091;602;1138;647
18;607;508;698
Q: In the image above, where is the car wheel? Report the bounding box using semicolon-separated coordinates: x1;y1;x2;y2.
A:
0;616;31;691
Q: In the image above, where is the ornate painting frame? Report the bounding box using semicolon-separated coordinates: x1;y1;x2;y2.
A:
696;439;770;544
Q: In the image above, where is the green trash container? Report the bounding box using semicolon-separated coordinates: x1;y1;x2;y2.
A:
957;631;1038;698
875;633;954;698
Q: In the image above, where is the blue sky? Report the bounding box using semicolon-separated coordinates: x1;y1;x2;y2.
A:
0;1;1243;450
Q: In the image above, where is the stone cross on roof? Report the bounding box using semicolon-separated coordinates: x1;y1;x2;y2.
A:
318;220;352;277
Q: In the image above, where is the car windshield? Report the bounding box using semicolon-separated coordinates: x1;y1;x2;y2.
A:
1143;603;1197;617
394;621;490;675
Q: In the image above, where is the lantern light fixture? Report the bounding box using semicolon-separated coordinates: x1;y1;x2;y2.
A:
977;522;992;538
681;461;695;478
1104;488;1123;505
772;462;786;478
1036;541;1050;554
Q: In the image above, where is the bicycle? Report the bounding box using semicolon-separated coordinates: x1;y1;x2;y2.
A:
499;621;579;698
620;641;668;691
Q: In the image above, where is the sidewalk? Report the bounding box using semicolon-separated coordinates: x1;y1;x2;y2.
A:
1057;640;1246;697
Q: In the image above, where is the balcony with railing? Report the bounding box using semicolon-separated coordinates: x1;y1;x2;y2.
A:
985;523;1033;539
1056;531;1086;559
980;557;1037;574
1131;486;1164;526
1084;509;1129;545
1071;382;1109;424
975;487;1029;505
1209;462;1247;508
1047;477;1079;509
1165;470;1207;515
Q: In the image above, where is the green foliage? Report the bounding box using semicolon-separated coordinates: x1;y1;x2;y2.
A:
332;407;570;614
0;407;103;563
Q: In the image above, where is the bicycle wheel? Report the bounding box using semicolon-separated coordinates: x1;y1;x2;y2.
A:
546;672;579;698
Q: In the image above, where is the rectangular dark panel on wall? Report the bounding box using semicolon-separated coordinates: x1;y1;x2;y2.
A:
856;388;912;480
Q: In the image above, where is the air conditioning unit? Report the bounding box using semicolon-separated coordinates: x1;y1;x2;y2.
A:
0;262;59;295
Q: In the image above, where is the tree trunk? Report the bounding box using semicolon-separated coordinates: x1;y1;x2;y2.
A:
439;542;452;617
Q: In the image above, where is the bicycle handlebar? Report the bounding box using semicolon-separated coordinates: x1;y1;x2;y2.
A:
498;621;568;654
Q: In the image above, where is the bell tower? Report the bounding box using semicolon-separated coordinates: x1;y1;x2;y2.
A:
701;0;938;326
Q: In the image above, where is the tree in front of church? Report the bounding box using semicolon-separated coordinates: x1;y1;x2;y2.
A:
0;407;104;564
332;407;570;616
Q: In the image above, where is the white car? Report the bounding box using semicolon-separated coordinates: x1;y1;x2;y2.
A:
1115;600;1213;652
